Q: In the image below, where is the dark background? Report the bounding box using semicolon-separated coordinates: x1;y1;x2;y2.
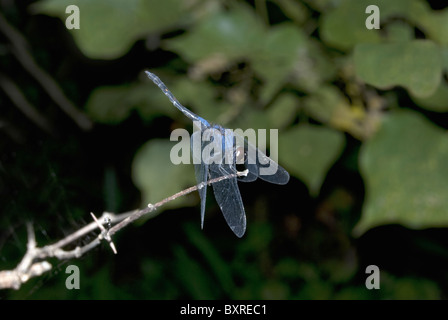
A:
1;0;448;299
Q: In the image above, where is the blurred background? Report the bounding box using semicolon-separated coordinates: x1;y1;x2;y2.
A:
1;0;448;299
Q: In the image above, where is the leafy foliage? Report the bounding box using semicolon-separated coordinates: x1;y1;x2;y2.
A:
354;41;442;98
3;0;448;300
279;125;345;196
132;139;196;210
357;110;448;235
33;0;189;59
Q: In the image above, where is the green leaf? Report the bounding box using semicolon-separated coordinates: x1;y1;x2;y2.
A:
85;85;135;124
164;4;264;63
320;0;433;51
266;93;297;129
302;85;351;125
354;40;442;98
85;81;179;124
274;0;309;25
131;82;180;121
409;3;448;45
230;108;271;134
279;125;345;195
293;39;338;93
381;274;440;299
385;21;413;43
442;46;448;73
132;139;196;211
412;80;448;112
320;0;381;50
33;0;187;59
355;110;448;235
165;10;306;104
251;23;307;102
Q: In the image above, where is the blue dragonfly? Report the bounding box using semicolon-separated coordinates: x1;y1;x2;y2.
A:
145;71;289;237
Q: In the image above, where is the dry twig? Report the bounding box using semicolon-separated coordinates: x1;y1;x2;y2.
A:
0;171;245;290
0;13;92;131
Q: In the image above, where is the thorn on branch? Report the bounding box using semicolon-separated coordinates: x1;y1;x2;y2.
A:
90;212;117;254
0;172;240;290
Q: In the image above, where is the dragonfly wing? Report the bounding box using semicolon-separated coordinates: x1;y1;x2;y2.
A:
194;162;208;229
243;138;290;185
210;164;246;237
191;131;209;229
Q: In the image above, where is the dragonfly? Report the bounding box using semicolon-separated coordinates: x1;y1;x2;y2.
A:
145;71;290;237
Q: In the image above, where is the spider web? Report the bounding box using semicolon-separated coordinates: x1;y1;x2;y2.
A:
0;162;101;299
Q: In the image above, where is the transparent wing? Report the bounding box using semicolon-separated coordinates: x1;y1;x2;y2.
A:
194;162;208;229
236;136;290;185
210;163;246;238
191;130;209;229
